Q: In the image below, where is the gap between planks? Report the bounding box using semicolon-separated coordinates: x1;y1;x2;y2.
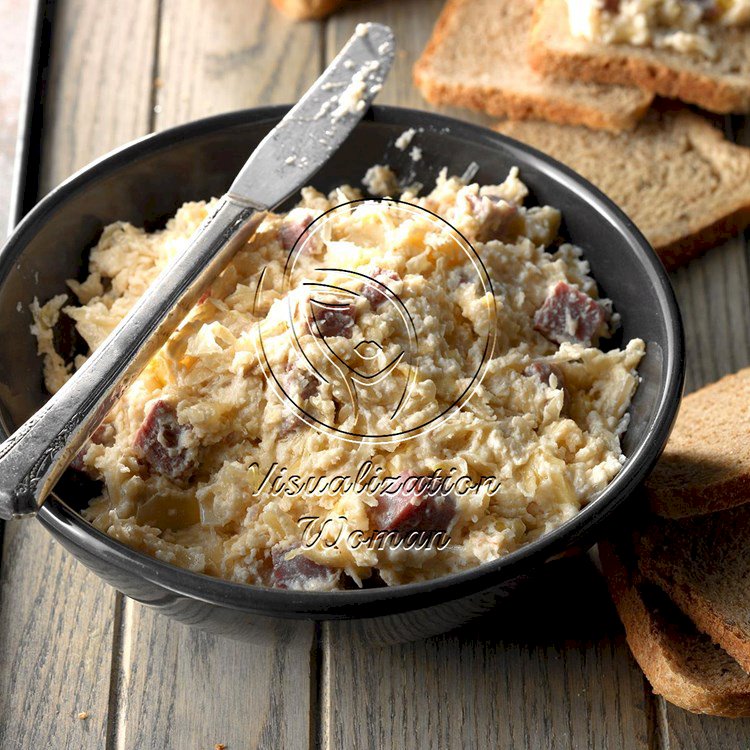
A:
107;3;325;750
320;3;651;749
0;2;157;749
2;1;750;749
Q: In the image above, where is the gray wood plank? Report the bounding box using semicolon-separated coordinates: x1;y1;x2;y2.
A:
669;236;750;396
0;0;32;234
323;4;652;748
155;0;321;130
0;1;157;748
113;605;315;750
322;559;649;750
39;0;159;193
3;2;750;748
665;709;750;749
109;4;321;748
324;0;492;125
0;523;121;749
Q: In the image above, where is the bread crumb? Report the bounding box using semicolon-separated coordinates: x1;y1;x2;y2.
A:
77;712;89;720
215;744;226;750
409;146;422;162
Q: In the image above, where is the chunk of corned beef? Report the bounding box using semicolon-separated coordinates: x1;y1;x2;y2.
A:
271;546;338;589
464;193;521;243
70;422;114;473
523;362;570;412
276;366;319;439
133;400;196;481
360;267;400;310
308;302;355;339
282;364;319;401
370;474;456;533
533;281;608;346
279;209;318;252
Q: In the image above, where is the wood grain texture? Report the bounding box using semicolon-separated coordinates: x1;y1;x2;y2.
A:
664;707;750;749
657;118;750;747
2;1;750;747
669;236;750;395
106;4;322;749
38;0;158;193
322;559;649;749
323;5;653;749
0;0;32;234
112;603;315;750
155;0;321;129
0;522;118;749
324;0;492;126
0;2;156;748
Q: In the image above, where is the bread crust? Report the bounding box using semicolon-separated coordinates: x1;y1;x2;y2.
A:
647;368;750;518
530;0;750;114
655;205;750;272
635;506;750;675
640;555;750;675
648;473;750;518
270;0;343;20
496;110;750;271
600;540;750;717
413;66;649;132
413;0;652;132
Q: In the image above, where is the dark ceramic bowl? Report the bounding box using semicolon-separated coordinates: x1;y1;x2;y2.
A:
0;106;684;643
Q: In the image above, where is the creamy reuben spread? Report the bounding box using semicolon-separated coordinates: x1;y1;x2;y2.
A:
31;166;644;591
567;0;750;57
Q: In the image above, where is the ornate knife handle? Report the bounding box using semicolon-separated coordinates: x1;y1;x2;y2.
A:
0;197;264;519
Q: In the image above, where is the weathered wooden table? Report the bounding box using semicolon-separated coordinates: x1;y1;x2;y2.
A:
1;1;750;747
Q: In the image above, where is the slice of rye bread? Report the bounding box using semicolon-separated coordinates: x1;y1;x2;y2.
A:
530;0;750;114
636;506;750;674
496;109;750;270
270;0;343;20
645;367;750;517
412;0;653;132
599;539;750;717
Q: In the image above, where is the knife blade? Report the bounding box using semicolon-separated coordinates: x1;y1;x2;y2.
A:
230;22;394;209
0;23;395;519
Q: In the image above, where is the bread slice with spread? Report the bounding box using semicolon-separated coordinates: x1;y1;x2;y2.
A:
414;0;653;132
530;0;750;113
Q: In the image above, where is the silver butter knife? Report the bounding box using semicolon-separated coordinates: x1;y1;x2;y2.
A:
0;23;395;519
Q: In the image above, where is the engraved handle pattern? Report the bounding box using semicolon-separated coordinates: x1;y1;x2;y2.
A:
0;197;264;519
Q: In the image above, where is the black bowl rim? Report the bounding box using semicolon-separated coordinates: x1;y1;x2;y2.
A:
0;104;685;619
